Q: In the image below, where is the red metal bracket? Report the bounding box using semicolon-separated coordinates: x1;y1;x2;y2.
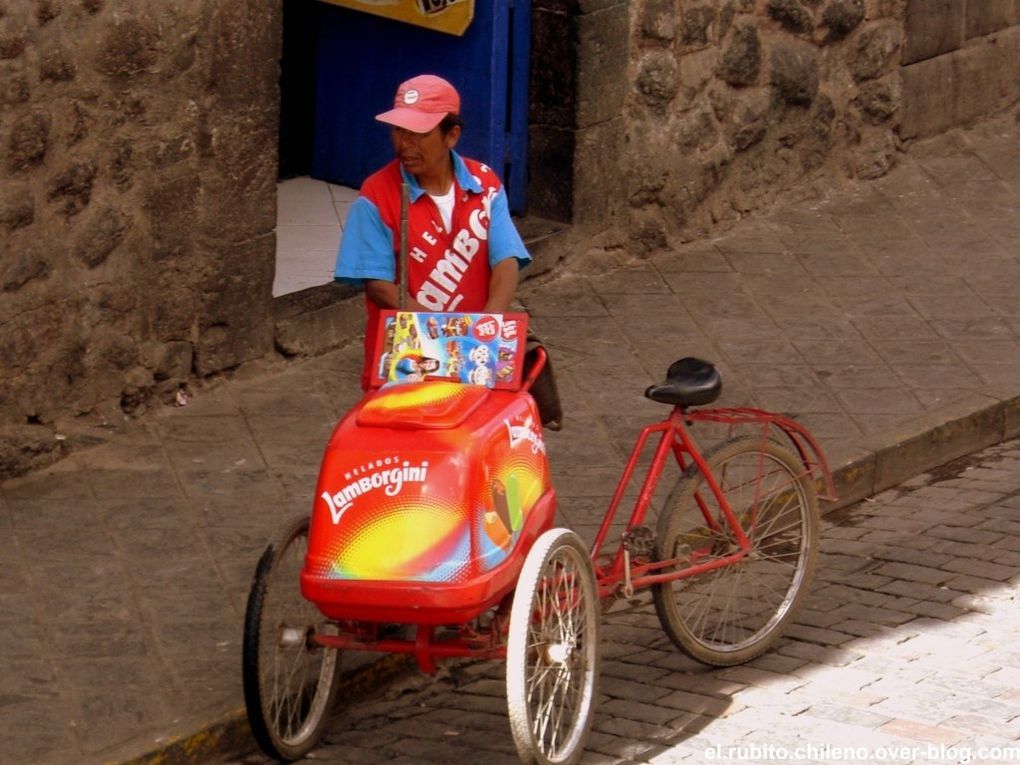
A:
685;407;838;502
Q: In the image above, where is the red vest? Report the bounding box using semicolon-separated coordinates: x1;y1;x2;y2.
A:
358;158;502;388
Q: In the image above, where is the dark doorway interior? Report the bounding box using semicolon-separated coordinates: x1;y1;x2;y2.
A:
278;0;318;180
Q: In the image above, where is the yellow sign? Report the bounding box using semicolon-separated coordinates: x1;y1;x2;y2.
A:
320;0;474;37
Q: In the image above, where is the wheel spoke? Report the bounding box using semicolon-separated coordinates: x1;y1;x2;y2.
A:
753;551;803;569
243;518;340;760
509;531;599;765
654;440;818;663
708;567;743;644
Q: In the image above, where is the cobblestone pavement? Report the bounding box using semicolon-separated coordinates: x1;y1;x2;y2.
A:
232;438;1020;765
2;115;1020;765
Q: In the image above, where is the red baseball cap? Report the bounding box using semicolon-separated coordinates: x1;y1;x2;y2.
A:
375;74;461;133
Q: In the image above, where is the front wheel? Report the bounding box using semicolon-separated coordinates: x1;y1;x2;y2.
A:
506;528;600;765
652;437;819;666
242;515;341;761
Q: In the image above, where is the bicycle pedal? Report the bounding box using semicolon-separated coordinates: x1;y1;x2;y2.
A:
622;526;656;558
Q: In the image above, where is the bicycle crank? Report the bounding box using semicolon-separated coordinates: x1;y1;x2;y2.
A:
621;526;656;598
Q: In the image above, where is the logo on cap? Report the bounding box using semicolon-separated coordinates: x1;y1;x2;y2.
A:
404;89;420;105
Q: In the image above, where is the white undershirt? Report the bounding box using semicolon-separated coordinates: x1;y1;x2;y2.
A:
429;185;456;232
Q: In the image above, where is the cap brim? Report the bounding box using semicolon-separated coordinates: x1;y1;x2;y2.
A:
375;107;446;133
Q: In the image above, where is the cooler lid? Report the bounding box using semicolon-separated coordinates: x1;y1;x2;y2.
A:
356;381;490;430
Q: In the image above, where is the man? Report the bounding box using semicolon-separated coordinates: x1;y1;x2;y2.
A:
334;73;531;391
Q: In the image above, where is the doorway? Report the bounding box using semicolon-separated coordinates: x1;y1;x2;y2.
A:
273;0;533;297
274;0;351;297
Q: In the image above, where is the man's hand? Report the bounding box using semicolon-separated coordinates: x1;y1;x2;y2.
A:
483;258;520;313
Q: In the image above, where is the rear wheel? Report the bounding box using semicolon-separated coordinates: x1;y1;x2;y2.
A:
242;515;341;761
506;528;600;765
652;437;819;666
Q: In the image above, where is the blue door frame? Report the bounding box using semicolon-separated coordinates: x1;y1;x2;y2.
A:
310;0;531;213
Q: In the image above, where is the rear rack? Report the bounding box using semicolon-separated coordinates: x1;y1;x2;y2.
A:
685;407;838;503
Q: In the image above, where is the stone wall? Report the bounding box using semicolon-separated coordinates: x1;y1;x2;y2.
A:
574;0;1020;251
529;1;631;226
900;0;1020;138
0;0;279;470
609;0;907;249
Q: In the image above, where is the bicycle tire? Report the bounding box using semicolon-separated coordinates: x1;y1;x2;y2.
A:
506;528;600;765
652;436;819;666
242;515;341;761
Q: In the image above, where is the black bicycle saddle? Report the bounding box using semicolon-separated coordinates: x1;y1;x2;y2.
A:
644;357;722;407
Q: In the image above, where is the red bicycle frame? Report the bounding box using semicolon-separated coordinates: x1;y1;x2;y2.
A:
590;406;836;600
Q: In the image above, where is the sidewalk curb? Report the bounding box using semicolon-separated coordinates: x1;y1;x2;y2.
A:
112;393;1020;765
112;654;414;765
108;710;252;765
825;392;1020;512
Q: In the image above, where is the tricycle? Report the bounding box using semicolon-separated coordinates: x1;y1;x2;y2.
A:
242;310;836;765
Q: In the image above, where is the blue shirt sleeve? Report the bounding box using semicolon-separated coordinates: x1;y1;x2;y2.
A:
334;196;395;286
487;187;531;271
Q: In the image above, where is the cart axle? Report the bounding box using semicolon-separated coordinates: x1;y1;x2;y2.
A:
313;629;507;673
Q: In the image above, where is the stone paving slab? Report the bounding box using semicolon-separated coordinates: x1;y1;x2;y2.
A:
2;115;1020;764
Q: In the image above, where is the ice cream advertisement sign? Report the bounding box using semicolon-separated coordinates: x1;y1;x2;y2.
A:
319;0;474;36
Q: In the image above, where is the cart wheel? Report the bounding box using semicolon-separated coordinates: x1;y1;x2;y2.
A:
242;515;340;761
507;528;600;765
652;437;819;666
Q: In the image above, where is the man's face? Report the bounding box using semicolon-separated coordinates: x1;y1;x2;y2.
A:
392;123;461;180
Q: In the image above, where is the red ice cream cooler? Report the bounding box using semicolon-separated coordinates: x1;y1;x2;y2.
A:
300;380;556;625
